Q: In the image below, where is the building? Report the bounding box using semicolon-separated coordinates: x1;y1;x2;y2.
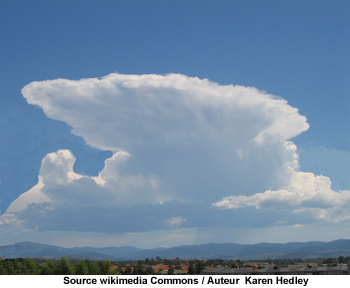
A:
200;264;348;275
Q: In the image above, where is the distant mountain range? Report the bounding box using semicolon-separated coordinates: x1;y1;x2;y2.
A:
1;239;350;260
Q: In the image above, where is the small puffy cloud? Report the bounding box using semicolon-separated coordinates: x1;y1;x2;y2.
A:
40;150;82;186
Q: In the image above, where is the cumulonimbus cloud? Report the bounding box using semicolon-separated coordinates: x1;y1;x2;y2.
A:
4;72;345;235
21;73;310;202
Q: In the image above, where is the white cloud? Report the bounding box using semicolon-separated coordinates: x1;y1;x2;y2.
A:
1;146;165;210
1;148;180;234
92;150;163;202
3;72;345;243
21;149;167;206
40;149;82;186
213;169;350;223
21;73;310;204
164;216;187;228
3;149;81;215
22;73;309;152
5;177;49;213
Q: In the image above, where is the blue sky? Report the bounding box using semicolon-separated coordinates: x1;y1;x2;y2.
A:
1;1;350;248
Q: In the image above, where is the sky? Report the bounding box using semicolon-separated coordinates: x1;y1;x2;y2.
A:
0;0;350;249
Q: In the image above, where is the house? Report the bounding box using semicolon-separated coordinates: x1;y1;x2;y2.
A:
200;264;348;275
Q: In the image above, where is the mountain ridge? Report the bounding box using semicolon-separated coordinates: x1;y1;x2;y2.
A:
1;239;349;260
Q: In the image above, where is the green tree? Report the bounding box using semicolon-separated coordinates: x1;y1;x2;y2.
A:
100;260;112;275
0;261;8;275
13;259;24;274
24;258;39;274
167;266;174;275
56;256;75;275
41;260;56;275
133;265;145;275
195;262;204;274
137;260;145;266
88;261;101;275
145;266;155;275
75;260;90;275
188;264;195;275
5;260;15;275
109;267;121;275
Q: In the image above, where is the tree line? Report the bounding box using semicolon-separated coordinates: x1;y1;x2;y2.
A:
3;255;348;275
0;257;119;275
0;256;208;275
